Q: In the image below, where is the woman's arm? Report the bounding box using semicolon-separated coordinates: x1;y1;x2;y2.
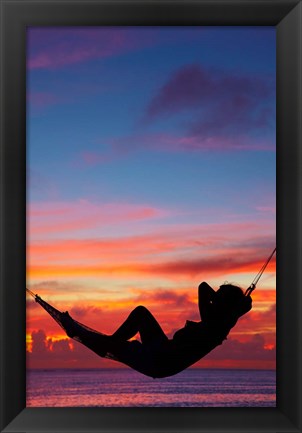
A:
198;282;216;322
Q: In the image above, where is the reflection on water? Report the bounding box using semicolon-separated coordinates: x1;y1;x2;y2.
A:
26;368;276;407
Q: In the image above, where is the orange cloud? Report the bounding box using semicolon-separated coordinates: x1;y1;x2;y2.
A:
27;329;112;369
232;304;276;338
27;253;275;282
27;233;193;266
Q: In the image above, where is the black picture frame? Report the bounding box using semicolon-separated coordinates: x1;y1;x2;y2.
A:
1;0;301;431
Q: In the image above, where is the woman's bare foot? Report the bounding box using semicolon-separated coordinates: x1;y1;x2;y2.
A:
60;311;77;338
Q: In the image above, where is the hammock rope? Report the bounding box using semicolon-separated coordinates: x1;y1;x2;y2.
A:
244;247;276;296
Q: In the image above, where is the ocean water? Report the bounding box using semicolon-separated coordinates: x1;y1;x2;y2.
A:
26;368;276;407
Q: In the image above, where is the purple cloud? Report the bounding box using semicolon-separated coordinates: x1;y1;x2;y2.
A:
144;64;275;140
77;65;274;166
31;329;51;353
27;329;106;369
146;65;215;118
206;334;275;361
146;64;272;118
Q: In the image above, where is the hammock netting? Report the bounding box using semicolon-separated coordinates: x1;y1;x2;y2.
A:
30;291;119;362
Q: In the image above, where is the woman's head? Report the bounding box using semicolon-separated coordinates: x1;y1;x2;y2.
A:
216;283;244;301
215;283;252;318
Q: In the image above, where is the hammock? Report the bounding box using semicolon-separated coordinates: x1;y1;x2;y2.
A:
26;288;227;378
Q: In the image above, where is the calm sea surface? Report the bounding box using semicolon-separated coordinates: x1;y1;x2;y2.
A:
26;368;276;407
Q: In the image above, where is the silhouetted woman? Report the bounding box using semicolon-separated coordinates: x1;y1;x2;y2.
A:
61;282;252;378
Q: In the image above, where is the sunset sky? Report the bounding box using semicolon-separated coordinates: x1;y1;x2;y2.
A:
26;27;276;370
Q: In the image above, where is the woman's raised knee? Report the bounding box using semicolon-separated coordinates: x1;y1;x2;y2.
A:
132;305;149;316
134;305;148;312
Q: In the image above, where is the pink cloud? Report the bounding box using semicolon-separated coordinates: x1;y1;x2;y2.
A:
27;218;276;268
28;228;212;264
28;200;167;237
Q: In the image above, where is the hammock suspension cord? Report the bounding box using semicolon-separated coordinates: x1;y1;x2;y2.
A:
26;288;36;298
245;247;276;297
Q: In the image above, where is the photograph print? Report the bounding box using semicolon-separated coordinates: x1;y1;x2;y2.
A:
26;26;276;407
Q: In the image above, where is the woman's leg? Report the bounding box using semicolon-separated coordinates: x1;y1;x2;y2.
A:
60;308;169;377
112;306;168;344
60;305;167;362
